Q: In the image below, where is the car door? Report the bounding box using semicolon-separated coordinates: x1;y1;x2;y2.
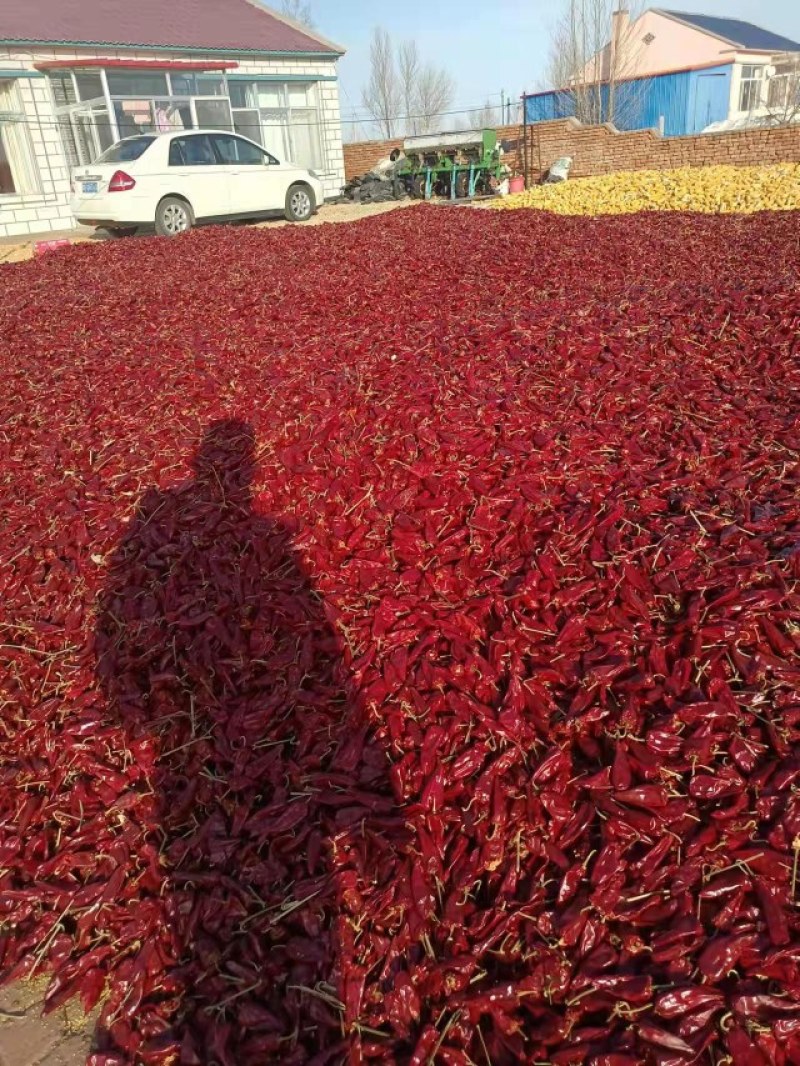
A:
167;134;230;219
209;133;286;215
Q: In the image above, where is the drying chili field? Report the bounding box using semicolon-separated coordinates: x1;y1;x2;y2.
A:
1;205;799;1066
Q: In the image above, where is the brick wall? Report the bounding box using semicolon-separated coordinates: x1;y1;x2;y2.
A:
342;137;405;180
343;118;800;184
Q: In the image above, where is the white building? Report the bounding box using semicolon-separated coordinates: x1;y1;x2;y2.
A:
527;8;800;136
0;0;346;238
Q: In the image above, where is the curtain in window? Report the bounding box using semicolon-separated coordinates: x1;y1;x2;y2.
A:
259;109;291;160
0;128;14;194
288;107;322;169
0;80;39;195
286;84;323;169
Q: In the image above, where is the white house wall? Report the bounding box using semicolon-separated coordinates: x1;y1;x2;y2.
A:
0;45;345;238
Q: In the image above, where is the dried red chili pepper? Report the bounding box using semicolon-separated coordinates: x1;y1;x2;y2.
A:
0;209;798;1066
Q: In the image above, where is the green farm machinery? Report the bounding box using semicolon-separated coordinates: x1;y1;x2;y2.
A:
396;128;507;200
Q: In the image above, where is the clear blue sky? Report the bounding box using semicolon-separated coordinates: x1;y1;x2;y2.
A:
305;0;800;136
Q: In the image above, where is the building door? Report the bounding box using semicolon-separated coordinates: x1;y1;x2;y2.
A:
691;74;728;133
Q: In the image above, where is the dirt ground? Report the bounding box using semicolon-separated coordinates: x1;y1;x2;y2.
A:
0;982;95;1066
0;199;414;265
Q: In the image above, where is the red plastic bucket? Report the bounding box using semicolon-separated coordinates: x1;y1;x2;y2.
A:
508;175;525;194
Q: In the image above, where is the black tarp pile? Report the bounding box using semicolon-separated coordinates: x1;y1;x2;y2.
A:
334;148;408;205
335;173;407;205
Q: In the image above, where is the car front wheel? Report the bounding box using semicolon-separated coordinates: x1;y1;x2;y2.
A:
155;197;193;237
285;184;315;222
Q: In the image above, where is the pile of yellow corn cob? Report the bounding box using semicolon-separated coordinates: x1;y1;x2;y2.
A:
492;164;800;215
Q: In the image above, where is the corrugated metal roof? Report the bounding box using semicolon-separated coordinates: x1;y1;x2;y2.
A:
0;0;343;55
658;10;800;52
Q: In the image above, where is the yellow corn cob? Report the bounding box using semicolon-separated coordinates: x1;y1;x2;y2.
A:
492;164;800;215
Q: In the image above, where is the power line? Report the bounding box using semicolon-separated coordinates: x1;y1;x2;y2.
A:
339;90;508;122
6;97;522;135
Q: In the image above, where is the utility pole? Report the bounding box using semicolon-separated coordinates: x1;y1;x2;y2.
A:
501;89;505;127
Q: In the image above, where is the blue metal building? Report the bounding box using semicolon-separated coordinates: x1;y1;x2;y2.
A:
525;63;733;136
524;9;800;137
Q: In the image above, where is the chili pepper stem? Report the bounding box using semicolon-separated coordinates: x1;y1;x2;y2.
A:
287;984;345;1012
208;981;264;1015
428;1010;461;1065
29;901;72;977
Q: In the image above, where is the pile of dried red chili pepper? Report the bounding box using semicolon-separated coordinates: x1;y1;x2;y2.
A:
1;206;799;1065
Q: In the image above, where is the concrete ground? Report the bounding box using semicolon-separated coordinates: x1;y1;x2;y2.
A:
0;199;414;265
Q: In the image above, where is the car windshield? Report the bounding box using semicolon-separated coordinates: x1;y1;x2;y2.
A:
96;137;156;164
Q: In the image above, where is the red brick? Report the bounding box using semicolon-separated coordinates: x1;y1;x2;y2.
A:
344;119;800;184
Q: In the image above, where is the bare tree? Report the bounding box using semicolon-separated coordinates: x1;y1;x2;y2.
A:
397;40;422;135
362;27;401;138
362;29;456;139
415;63;456;133
474;100;503;128
544;1;646;128
280;0;314;28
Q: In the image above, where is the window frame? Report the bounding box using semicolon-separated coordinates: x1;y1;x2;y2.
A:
0;78;41;197
766;69;800;113
738;64;764;112
104;69;170;99
47;68;330;171
229;80;326;170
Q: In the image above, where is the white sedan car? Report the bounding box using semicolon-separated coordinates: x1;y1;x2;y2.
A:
70;129;325;237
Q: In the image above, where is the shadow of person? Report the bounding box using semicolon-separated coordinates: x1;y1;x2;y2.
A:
93;420;395;1065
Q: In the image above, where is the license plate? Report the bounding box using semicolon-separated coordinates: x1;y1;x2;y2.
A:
82;181;98;194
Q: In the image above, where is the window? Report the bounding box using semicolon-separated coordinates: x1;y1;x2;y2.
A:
57;116;80;168
74;70;104;101
233;109;262;144
193;98;233;130
105;70;168;97
0;122;14;194
767;70;800;112
114;99;153;138
229;82;254;109
196;75;225;96
230;80;324;169
169;73;196;97
48;72;77;108
154;100;191;133
768;74;787;109
739;65;763;111
210;133;268;165
97;136;156;164
169;134;216;166
285;83;323;170
0;80;39;195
